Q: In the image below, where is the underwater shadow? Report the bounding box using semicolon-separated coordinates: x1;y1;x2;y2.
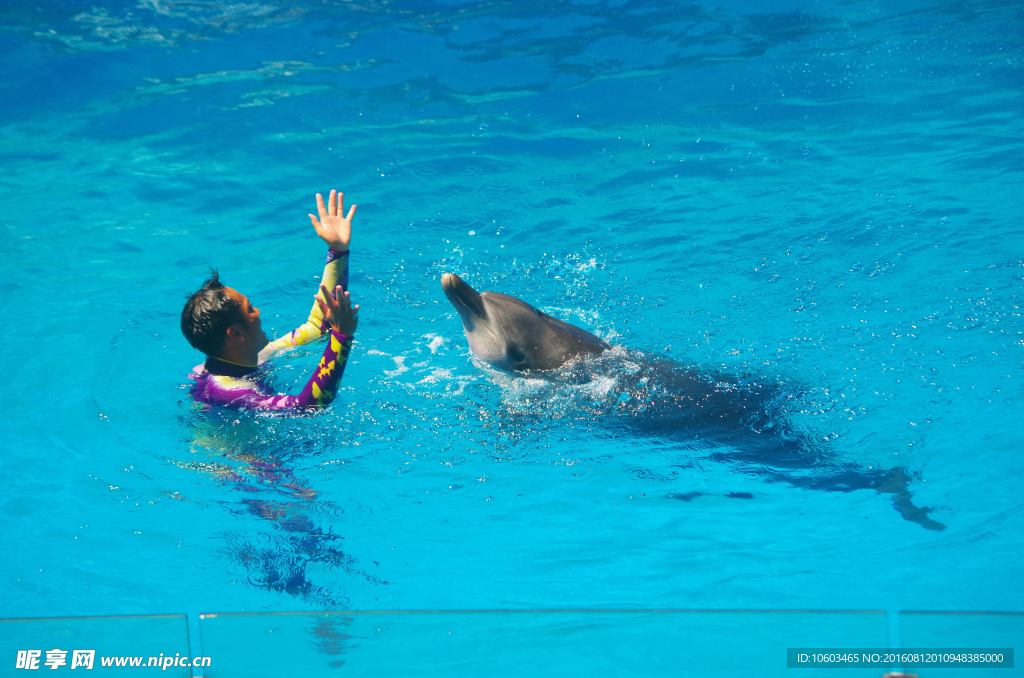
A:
495;348;946;531
178;411;386;607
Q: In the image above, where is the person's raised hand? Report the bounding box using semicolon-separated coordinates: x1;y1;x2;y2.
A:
316;284;359;337
309;189;356;252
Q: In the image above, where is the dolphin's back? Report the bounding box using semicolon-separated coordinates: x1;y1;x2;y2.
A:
538;310;612;353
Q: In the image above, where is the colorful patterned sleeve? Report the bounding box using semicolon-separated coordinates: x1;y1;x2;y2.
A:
258;250;350;360
193;331;354;411
291;330;354;408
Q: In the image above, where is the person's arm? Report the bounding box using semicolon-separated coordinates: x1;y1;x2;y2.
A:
288;327;354;408
259;189;357;360
259;251;349;358
286;284;359;408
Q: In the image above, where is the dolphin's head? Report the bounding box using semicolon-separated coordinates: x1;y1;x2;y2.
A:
441;272;610;372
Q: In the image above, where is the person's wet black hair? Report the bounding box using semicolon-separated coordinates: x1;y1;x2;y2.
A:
181;270;248;356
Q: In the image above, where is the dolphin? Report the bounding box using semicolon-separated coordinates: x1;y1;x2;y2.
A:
441;272;610;371
440;272;946;531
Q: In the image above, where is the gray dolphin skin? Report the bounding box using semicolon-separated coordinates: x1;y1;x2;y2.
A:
440;272;947;531
441;272;611;371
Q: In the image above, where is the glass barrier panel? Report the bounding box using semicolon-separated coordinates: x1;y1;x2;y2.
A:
199;609;888;678
900;611;1021;677
0;614;192;677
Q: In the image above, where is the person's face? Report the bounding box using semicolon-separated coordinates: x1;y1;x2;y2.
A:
224;287;269;351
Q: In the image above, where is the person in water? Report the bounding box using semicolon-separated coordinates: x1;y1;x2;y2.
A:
181;189;360;411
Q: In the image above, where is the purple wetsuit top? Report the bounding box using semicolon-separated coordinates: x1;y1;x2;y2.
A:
188;250;354;412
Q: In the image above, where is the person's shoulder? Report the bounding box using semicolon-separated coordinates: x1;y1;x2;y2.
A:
208;374;254;390
188;365;254;394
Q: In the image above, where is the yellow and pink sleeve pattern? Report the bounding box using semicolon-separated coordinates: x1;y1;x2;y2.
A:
258;250;350;360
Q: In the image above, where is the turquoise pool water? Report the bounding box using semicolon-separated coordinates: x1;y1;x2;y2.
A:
1;0;1021;622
